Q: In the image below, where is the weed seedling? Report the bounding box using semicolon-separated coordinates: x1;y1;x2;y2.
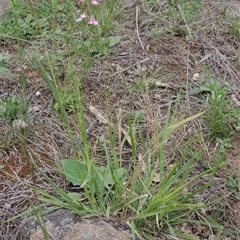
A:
0;54;9;73
0;95;28;123
227;170;240;200
197;80;239;139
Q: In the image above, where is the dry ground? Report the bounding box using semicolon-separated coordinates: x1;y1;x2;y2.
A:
1;0;240;239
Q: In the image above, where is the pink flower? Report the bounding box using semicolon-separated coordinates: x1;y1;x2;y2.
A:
91;0;100;5
78;0;85;3
76;13;87;22
88;17;98;25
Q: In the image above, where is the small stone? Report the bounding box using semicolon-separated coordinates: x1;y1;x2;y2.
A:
35;91;41;97
192;73;200;81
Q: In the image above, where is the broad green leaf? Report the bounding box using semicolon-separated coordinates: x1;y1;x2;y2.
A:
105;168;127;185
62;159;88;186
185;34;191;41
109;36;121;47
67;192;82;201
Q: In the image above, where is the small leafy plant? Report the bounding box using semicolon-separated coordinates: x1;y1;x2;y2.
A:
196;80;240;139
143;0;201;40
0;54;9;73
227;170;240;200
224;7;240;40
0;95;28;122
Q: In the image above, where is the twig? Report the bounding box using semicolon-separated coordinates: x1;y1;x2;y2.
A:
136;6;144;50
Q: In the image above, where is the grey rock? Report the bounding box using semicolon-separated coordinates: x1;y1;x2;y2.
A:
20;209;144;240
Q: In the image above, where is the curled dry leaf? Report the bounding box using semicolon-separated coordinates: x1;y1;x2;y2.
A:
89;105;108;124
88;105;132;145
138;153;160;183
